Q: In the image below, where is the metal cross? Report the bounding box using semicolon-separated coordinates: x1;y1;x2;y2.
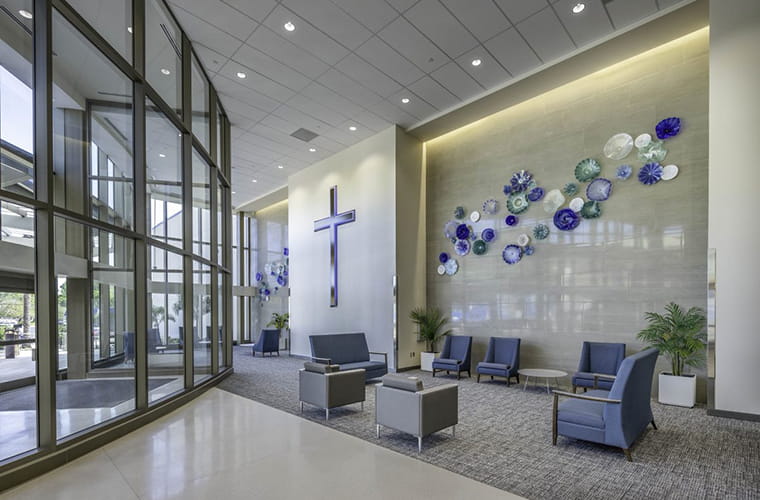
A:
313;185;356;307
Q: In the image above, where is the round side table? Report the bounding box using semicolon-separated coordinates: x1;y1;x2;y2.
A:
518;368;568;394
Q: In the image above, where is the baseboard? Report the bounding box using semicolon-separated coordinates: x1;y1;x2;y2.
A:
396;365;420;372
707;408;760;422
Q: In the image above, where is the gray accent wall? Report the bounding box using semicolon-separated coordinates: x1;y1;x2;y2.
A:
425;30;709;397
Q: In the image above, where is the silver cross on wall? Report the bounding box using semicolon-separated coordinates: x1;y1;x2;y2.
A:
313;185;356;307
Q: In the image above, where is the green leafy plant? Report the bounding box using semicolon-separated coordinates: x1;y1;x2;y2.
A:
267;312;289;330
410;307;452;353
637;302;707;376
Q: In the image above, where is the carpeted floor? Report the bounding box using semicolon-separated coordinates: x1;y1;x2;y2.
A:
219;346;760;500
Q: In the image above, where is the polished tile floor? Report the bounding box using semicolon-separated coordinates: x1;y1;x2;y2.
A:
0;388;520;500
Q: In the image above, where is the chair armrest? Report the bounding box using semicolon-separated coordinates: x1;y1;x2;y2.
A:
419;384;458;436
552;390;621;404
311;356;332;365
369;351;388;365
592;373;616;389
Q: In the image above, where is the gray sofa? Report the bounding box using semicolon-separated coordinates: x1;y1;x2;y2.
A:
375;374;458;452
298;362;365;420
309;333;388;381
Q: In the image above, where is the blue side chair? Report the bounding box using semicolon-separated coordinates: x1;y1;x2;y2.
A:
552;348;659;461
252;329;280;357
572;341;626;393
432;336;472;379
476;337;520;385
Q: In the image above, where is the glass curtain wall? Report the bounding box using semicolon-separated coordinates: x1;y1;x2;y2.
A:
0;0;231;472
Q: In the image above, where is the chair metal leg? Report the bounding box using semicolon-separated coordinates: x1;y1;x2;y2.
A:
325;409;329;420
376;424;380;438
452;425;456;438
572;385;577;394
432;369;436;377
491;375;494;380
552;393;558;445
361;401;364;411
651;419;657;430
457;371;460;380
623;448;632;461
300;401;303;413
477;373;480;383
417;436;422;452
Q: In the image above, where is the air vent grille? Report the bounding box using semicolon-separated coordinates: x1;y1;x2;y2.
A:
290;128;318;142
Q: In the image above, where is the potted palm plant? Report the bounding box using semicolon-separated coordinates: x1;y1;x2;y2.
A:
637;302;706;407
410;307;451;372
267;312;290;350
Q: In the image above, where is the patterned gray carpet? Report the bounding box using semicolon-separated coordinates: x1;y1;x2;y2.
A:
219;346;760;500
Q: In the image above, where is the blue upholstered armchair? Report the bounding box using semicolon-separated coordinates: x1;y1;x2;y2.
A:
476;337;520;385
552;348;659;461
432;336;472;379
572;341;626;393
252;329;280;357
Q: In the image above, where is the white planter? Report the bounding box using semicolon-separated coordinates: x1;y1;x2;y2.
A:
420;352;439;372
658;372;697;408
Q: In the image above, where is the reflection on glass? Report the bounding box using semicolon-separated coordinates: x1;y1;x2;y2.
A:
217;178;224;265
146;98;182;249
0;2;35;197
216;109;222;166
0;199;36;461
148;246;184;403
52;9;134;229
193;261;211;383
55;218;136;439
146;0;182;115
192;149;210;260
68;0;132;62
218;271;225;369
191;56;209;153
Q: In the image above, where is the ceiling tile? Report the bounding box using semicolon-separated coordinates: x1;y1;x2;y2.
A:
516;7;575;62
258;113;303;137
191;44;228;75
169;0;257;41
408;76;459;110
378;16;449;73
366;101;417;128
404;0;479;58
484;28;541;76
657;0;692;9
281;0;373;50
212;74;282;113
286;94;350;128
230;43;312;92
299;83;368;122
246;26;331;79
350;110;392;132
316;69;386;108
454;46;512;89
220;0;277;22
170;7;245;57
440;0;511;42
329;0;400;32
385;0;419;13
334;54;403;98
602;0;658;29
217;61;296;103
273;105;336;137
388;88;437;120
553;0;614;47
494;0;549;23
355;37;424;86
262;5;350;66
219;95;269;123
430;61;484;101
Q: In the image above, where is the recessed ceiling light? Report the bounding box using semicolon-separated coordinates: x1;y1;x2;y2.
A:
349;126;357;131
18;9;32;19
284;21;295;32
252;179;257;183
309;147;316;152
232;191;236;194
401;97;410;104
159;153;166;158
277;165;283;169
471;58;482;67
572;3;585;14
236;71;246;79
127;26;133;34
160;68;171;75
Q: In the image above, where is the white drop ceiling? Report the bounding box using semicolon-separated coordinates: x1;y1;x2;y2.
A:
167;0;693;208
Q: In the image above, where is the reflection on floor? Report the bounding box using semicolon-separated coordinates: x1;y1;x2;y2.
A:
0;389;520;500
0;377;184;462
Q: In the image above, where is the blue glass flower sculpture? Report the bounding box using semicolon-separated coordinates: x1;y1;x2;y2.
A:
255;272;263;282
481;228;495;242
454;206;465;219
586;178;612;201
503;184;513;196
638;162;663;185
554;208;581;231
456;223;470;240
510;170;533;193
507;192;529;214
616;165;632;180
655;117;681;139
505;215;518;226
528;187;545;202
563;182;578;196
502;244;522;265
277;275;287;286
524;245;535;256
455;239;471;256
283;248;289;256
439;252;449;264
533;224;549;240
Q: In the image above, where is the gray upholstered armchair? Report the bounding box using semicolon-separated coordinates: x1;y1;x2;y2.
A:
572;341;626;392
552;348;659;461
375;374;458;452
476;337;520;385
252;329;280;357
298;362;365;420
432;335;472;379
